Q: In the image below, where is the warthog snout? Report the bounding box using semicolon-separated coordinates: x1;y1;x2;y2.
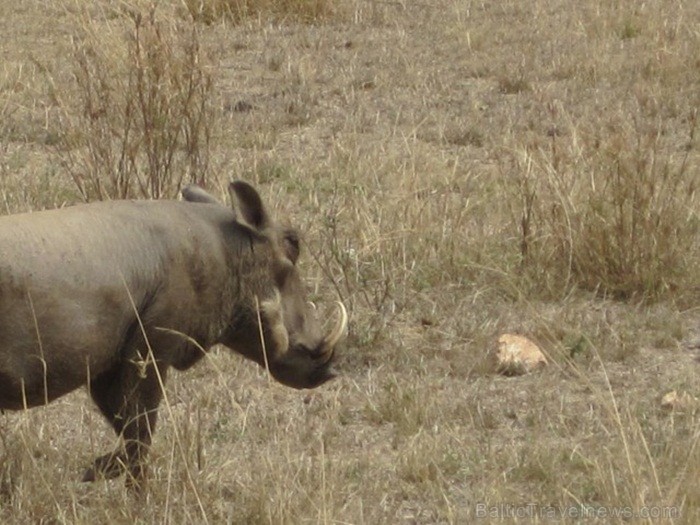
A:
265;301;349;389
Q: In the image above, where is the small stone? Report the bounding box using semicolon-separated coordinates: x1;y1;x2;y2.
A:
660;390;696;412
496;334;547;376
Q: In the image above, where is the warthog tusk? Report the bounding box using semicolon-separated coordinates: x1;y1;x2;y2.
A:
319;301;348;363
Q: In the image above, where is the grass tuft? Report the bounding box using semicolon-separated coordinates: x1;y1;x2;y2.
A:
502;114;699;301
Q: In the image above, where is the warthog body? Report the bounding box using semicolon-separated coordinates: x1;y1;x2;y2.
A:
0;181;346;483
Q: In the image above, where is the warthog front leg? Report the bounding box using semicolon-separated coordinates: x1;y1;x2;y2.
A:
84;350;167;487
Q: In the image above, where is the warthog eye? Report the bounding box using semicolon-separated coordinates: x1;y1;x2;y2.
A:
282;229;300;264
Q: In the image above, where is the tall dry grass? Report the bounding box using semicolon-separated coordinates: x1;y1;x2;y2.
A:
58;4;216;201
501;114;699;300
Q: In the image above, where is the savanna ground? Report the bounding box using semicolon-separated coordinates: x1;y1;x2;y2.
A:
1;0;699;522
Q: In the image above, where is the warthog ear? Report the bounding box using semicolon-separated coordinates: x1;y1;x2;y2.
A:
182;185;221;205
229;181;270;231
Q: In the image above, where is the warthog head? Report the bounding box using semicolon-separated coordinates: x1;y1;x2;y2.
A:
183;182;348;388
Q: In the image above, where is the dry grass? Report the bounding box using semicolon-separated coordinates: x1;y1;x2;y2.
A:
500;113;698;300
57;3;216;200
1;0;700;523
183;0;334;24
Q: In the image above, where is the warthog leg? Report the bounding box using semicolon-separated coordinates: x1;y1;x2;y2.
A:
83;450;128;482
83;337;167;487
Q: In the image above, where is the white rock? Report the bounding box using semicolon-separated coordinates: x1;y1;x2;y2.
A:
496;334;547;376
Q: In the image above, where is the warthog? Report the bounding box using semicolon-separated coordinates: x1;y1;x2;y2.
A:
0;181;347;484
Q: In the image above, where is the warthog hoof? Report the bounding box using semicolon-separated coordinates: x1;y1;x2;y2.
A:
82;452;127;482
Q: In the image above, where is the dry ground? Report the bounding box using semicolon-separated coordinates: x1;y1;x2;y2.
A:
1;0;699;523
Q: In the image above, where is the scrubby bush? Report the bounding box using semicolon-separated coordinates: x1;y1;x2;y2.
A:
60;5;215;200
